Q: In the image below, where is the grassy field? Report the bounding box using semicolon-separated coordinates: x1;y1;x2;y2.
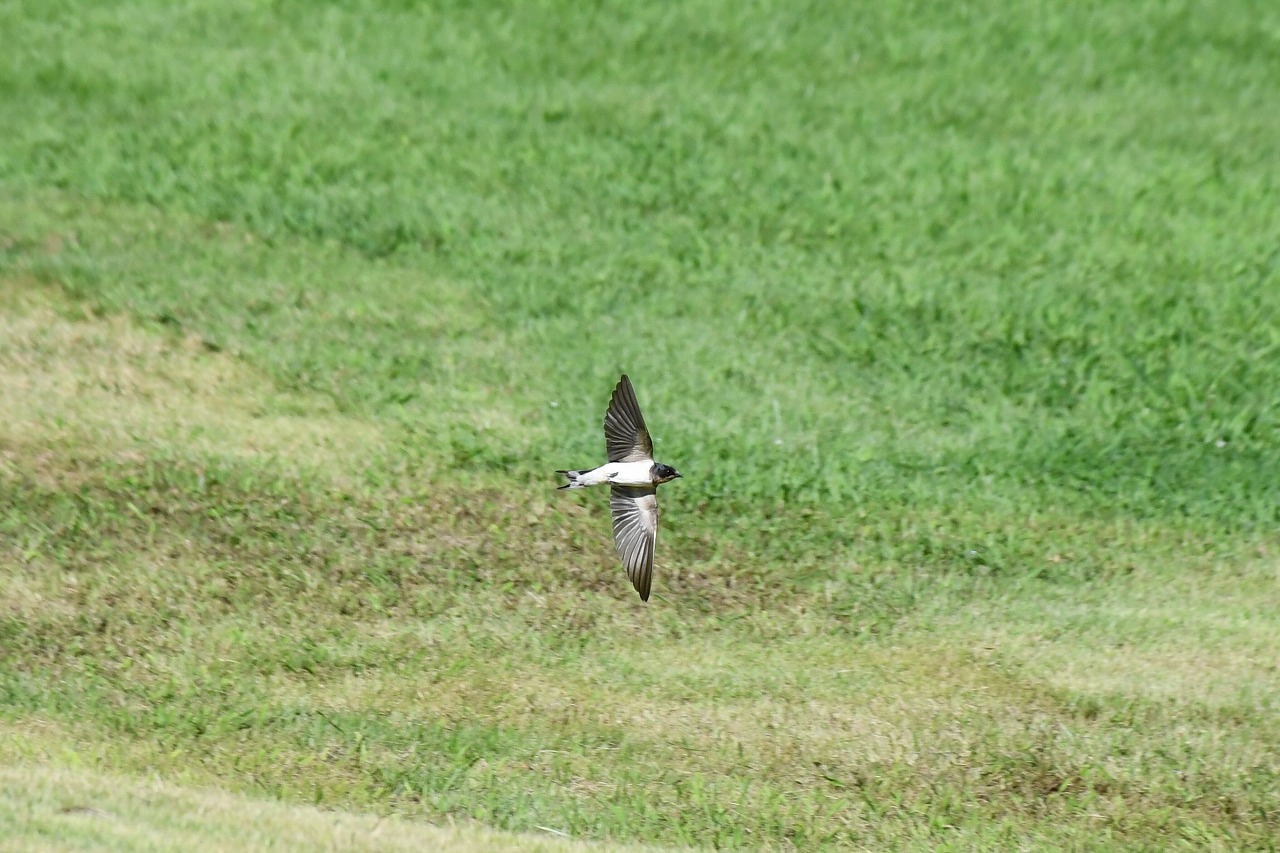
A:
2;0;1280;850
0;763;659;853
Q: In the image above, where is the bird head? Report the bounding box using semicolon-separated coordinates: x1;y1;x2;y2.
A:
652;463;682;484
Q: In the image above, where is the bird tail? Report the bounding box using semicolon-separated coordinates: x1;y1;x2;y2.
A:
556;469;587;490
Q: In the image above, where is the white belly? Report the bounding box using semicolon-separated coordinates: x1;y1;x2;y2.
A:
580;460;652;486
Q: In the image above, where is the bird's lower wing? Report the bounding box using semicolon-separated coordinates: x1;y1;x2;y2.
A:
609;485;658;601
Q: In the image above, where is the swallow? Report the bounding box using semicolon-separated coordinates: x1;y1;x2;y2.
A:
557;374;682;601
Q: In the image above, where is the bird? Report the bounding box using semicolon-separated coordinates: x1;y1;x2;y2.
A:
556;374;682;601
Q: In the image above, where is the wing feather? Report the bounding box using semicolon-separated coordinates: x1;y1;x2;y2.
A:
604;374;653;463
609;485;658;601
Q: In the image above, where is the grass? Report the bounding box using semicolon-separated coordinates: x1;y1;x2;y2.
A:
0;751;660;853
1;0;1279;849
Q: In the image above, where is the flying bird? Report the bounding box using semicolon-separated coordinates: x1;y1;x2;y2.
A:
557;374;682;601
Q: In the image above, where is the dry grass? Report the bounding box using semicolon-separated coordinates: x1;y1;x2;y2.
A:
0;277;387;479
0;728;668;853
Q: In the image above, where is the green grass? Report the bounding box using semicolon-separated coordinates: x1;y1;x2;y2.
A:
2;0;1279;849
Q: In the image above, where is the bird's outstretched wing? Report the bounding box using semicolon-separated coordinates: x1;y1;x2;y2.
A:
604;374;653;463
610;485;658;601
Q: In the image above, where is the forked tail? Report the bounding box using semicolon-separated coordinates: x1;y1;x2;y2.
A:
556;469;587;490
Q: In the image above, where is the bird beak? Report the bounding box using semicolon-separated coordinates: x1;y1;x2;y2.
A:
675;472;683;478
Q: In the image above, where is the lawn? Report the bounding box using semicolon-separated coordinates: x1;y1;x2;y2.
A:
1;0;1279;850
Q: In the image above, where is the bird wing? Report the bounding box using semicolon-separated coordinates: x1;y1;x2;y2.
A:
603;374;653;463
610;485;658;601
